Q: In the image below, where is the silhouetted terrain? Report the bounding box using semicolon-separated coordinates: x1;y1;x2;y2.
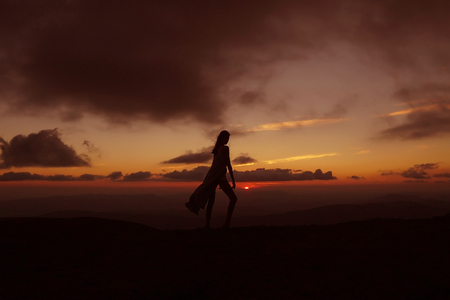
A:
1;193;449;230
0;194;171;217
1;216;450;299
234;200;450;227
0;191;319;217
37;200;450;230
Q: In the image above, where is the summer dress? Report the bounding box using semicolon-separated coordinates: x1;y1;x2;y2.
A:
185;146;228;214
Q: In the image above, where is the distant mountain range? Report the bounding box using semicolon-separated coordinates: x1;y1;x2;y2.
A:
0;193;170;217
1;193;449;229
233;200;450;227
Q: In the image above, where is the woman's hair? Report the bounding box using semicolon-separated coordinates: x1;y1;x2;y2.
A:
212;130;230;154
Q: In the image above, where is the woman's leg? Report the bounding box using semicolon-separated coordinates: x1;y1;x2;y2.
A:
219;180;237;229
205;189;216;229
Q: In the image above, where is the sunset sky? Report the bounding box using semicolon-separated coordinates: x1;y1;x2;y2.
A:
1;0;449;197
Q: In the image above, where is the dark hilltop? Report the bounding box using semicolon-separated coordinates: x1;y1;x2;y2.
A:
2;213;450;299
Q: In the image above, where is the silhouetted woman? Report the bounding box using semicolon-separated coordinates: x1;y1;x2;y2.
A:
185;130;237;229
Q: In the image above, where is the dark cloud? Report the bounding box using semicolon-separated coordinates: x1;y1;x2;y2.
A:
234;168;336;182
354;2;450;70
161;166;336;182
45;174;79;181
232;154;258;165
378;85;450;140
2;1;449;125
162;166;209;181
82;140;101;158
239;91;266;106
122;171;152;181
236;168;299;182
379;164;442;179
400;169;429;179
0;172;44;181
394;84;450;104
380;171;394;176
324;95;357;119
161;147;212;164
78;173;103;181
433;172;450;178
0;129;91;169
313;169;337;180
435;180;450;184
0;1;309;125
404;180;428;183
0;172;102;181
414;163;440;170
106;171;123;180
0;167;337;182
347;175;365;180
378;105;450;140
400;163;439;179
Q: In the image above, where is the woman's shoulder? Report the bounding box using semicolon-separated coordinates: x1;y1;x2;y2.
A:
218;145;229;154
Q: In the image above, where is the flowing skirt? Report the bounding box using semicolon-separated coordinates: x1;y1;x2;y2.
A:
186;167;226;214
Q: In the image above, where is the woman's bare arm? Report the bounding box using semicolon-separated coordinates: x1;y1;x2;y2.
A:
223;146;236;189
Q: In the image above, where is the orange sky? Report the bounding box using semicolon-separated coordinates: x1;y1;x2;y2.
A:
1;1;449;194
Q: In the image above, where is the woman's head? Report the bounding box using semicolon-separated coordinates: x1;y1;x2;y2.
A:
212;130;230;154
217;130;230;144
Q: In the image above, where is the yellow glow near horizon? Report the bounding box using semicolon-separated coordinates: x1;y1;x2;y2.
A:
249;118;346;132
264;153;339;164
376;104;450;118
234;163;256;167
354;150;370;155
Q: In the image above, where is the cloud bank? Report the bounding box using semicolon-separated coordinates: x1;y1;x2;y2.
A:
106;171;123;180
122;171;153;182
162;167;336;182
0;129;90;169
0;166;336;182
161;147;213;164
162;149;258;166
161;166;210;181
380;171;394;176
347;175;365;180
232;154;258;165
380;163;442;180
234;168;336;182
400;163;439;179
0;170;152;182
378;85;450;140
433;172;450;178
0;172;100;181
2;1;449;126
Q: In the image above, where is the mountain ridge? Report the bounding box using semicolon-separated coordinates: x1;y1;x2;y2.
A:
1;193;449;229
